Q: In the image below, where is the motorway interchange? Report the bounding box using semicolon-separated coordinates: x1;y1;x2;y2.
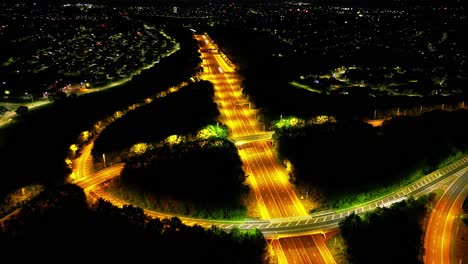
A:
72;34;468;264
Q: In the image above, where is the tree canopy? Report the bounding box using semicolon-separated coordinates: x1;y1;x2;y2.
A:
0;183;267;263
274;109;468;208
339;194;435;264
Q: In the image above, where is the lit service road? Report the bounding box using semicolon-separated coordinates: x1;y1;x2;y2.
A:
74;163;125;191
73;142;94;181
74;129;468;238
424;166;468;264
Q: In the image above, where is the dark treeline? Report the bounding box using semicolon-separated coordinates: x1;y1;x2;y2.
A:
0;184;267;263
93;80;218;158
274;109;468;208
116;135;249;219
0;27;201;198
339;194;435;264
315;0;465;8
17;0;465;8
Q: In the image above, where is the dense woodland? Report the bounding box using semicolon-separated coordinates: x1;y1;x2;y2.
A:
274;109;468;209
114;134;248;219
92;80;219;159
0;184;267;263
339;194;435;264
91;79;250;219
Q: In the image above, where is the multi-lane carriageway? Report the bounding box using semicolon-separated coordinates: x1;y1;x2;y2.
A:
72;33;468;264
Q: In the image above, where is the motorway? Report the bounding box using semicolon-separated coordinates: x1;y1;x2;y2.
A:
195;34;331;263
196;33;308;220
424;167;468;264
70;33;468;264
271;235;336;264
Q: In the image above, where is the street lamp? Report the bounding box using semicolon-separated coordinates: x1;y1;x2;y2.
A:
25;92;33;102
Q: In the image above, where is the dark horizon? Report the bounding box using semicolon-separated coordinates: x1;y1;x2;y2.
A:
3;0;466;8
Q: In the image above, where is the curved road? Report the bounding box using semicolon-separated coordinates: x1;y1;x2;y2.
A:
75;154;468;237
71;33;468;263
424;167;468;264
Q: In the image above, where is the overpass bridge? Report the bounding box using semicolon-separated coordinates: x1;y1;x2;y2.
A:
232;131;275;147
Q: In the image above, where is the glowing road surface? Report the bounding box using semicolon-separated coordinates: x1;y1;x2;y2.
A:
70;33;468;264
424;169;468;264
195;33;333;264
196;33;308;220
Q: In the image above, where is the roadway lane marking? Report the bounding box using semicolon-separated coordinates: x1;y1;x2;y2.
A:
305;219;310;224
314;218;319;223
266;224;272;228
340;213;343;218
331;215;335;220
225;224;233;229
295;221;301;226
286;222;291;227
276;223;282;228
